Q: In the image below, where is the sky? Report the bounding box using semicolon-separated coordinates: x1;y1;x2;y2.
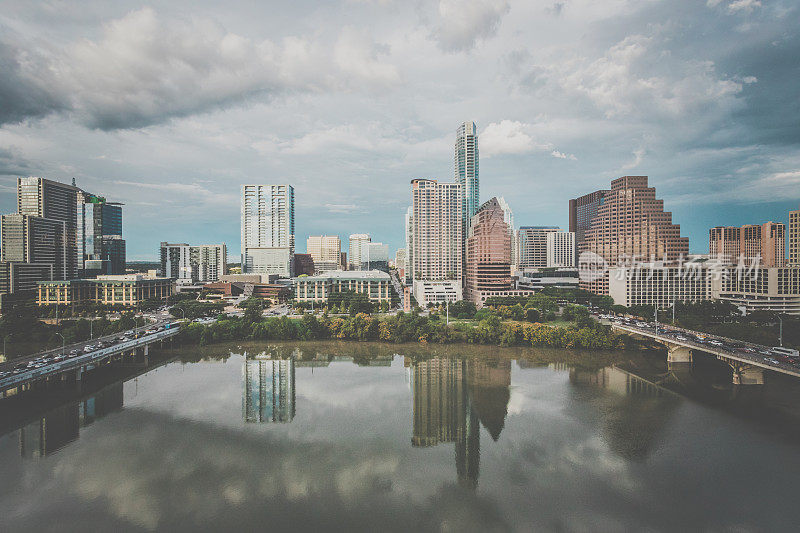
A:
0;0;798;261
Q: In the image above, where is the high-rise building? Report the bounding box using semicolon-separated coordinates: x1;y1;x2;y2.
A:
306;235;341;273
790;206;800;267
517;226;560;269
348;234;371;270
546;231;576;268
1;214;68;279
405;206;414;283
709;222;785;267
569;189;609;265
410;179;463;282
455;121;479;270
293;253;315;276
77;193;126;276
361;242;389;271
581;176;689;294
17;177;80;279
465;197;513;305
395;248;407;280
160;242;228;283
243;358;295;423
241;184;294;277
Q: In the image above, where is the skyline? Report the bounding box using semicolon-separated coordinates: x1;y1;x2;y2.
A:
1;1;799;260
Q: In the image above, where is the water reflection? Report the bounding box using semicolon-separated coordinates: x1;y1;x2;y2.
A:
18;383;123;459
243;357;296;423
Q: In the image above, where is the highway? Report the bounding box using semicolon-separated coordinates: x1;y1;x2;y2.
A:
608;317;800;378
0;320;181;393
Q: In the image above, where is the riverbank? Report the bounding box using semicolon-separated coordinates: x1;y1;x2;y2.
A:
176;311;640;351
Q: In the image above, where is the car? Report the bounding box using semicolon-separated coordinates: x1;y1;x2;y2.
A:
676;336;688;341
0;371;9;378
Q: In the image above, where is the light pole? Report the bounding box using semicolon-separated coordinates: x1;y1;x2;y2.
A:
55;332;65;358
778;314;784;347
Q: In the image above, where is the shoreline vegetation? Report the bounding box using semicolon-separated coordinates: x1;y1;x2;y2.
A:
176;299;636;351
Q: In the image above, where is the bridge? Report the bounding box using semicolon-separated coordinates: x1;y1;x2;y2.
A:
611;322;800;385
0;321;181;397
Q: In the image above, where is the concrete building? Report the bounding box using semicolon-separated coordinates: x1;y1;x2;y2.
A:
568;189;609;266
410;179;463;283
517;226;560;269
709;222;786;267
0;262;54;294
789;206;799;266
412;280;463;307
294;270;391;303
547;231;575;268
37;274;173;307
395;248;407;280
160;243;228;283
405;206;414;284
17;177;80;279
293;253;315;276
361;242;389;272
608;262;712;308
348;233;371;270
241;184;294;277
711;266;800;316
465;197;513;305
515;268;580;292
306;235;342;273
581;176;689;295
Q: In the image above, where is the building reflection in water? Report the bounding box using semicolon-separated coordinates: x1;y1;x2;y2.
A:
567;365;679;461
407;356;511;489
19;383;124;459
243;357;296;423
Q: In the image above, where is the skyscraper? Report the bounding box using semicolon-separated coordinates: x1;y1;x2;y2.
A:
581;176;689;294
455;121;479;268
241;184;294;277
410;179;462;281
465;197;513;305
361;242;389;271
789;206;799;267
569;189;609;265
348;233;371;270
306;235;341;273
546;231;576;268
517;226;560;269
17;177;80;279
160;242;228;283
709;222;786;267
77;193;126;276
405;206;414;283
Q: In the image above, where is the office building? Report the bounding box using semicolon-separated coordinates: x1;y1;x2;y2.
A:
1;214;68;279
405;206;414;283
581;176;689;294
293;253;315;276
241;184;294;277
465;197;515;306
243;358;295;423
0;262;54;294
17;177;80;279
160;243;227;283
608;262;712;308
410;179;463;282
412;280;463;307
77;193;126;276
306;235;341;273
361;242;389;272
515;268;579;292
37;274;173;307
547;231;576;268
294;270;392;303
789;206;799;267
709;222;786;267
711;266;800;316
517;226;560;269
568;189;609;265
348;234;371;270
395;248;407;280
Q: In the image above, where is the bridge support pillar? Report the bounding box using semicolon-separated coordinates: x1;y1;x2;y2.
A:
667;345;693;364
732;365;764;386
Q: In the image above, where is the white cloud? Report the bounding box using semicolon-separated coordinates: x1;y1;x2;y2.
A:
550;150;576;160
433;0;510;52
481;120;553;157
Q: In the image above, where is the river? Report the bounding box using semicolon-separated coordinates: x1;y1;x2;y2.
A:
1;341;799;532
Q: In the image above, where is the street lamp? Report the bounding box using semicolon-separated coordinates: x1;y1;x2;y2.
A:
55;332;65;358
778;314;784;347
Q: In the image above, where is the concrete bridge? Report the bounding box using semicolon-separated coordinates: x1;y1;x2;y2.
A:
611;323;800;385
0;322;181;396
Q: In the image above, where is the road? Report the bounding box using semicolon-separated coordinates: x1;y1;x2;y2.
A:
607;316;800;377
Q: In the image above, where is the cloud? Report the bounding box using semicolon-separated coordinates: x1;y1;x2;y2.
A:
0;8;400;130
550;150;576;160
481;120;575;160
708;0;762;13
433;0;510;52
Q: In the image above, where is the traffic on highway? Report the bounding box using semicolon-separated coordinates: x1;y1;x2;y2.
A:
604;314;800;374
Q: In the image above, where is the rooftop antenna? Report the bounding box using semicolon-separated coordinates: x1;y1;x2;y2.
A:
72;177;76;187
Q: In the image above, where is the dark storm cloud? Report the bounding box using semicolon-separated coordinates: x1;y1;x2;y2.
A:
0;39;65;125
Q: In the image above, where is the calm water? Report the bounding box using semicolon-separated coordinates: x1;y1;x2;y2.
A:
2;341;800;532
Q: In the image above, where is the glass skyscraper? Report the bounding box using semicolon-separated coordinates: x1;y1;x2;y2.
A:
455;121;479;236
